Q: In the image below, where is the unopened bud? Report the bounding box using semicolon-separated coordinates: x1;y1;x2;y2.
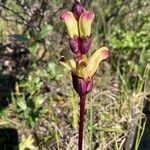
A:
72;74;93;96
72;0;84;19
86;77;93;93
69;36;81;54
80;36;91;54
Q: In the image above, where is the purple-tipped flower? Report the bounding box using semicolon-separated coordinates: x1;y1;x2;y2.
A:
60;1;109;150
79;11;95;38
72;0;84;20
60;11;78;38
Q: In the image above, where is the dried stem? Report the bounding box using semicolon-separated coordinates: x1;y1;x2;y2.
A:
78;94;86;150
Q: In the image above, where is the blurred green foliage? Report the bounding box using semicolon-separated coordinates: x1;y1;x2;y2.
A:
12;24;53;54
83;0;150;80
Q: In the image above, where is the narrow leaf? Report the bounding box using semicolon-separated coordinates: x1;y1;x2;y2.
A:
12;34;29;43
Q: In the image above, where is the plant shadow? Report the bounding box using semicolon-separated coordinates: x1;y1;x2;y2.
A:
0;128;19;150
130;99;150;150
0;42;30;109
138;99;150;150
0;74;16;108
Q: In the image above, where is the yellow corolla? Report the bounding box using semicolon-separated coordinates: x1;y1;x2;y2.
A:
60;11;79;38
79;11;95;38
60;47;109;79
60;10;95;39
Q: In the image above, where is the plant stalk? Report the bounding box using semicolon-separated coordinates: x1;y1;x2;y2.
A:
78;94;86;150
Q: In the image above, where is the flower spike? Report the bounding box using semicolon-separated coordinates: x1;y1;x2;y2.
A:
60;1;109;150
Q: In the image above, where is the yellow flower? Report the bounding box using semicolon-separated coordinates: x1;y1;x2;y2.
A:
60;49;76;73
60;47;109;79
60;11;79;38
79;11;95;38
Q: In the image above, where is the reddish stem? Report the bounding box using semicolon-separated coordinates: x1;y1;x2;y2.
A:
78;94;86;150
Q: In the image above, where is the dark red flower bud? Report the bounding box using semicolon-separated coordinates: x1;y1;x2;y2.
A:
86;77;93;93
72;0;84;20
80;36;91;54
69;36;81;54
72;74;93;96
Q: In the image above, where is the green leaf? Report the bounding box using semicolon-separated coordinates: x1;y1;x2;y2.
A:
52;0;60;4
12;34;29;43
37;24;53;40
35;96;44;108
29;43;39;54
29;28;38;39
40;108;49;114
17;97;27;110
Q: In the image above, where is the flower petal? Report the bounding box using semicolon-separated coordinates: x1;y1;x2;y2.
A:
79;11;95;38
76;55;88;78
86;47;109;78
60;11;79;38
60;49;76;72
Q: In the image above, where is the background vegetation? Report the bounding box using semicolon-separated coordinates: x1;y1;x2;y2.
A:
0;0;150;149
